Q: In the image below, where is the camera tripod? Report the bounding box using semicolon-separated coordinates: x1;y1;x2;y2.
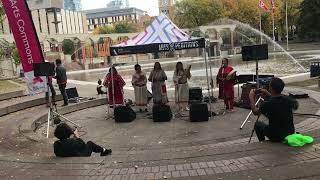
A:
240;96;264;130
45;77;81;138
248;114;261;143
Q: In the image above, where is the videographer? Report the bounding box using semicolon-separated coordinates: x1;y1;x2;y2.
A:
249;77;299;142
53;123;112;157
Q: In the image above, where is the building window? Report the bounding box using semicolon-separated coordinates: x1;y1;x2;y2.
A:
65;11;69;34
73;12;77;33
69;11;73;33
0;22;4;34
61;11;65;34
0;21;3;34
78;13;82;33
46;12;50;34
37;10;42;33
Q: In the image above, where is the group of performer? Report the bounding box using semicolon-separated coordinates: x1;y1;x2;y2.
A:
102;59;237;112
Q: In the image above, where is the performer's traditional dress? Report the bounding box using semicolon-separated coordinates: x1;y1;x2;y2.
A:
103;73;126;106
217;66;236;109
148;70;168;104
132;72;148;107
173;69;191;104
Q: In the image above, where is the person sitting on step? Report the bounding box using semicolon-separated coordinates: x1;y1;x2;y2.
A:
97;79;106;95
249;77;299;142
53;123;112;157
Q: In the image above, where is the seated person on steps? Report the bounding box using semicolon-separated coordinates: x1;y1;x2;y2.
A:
249;77;299;142
53;123;112;157
97;79;106;95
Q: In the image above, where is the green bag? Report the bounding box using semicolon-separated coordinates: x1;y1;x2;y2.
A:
284;134;314;147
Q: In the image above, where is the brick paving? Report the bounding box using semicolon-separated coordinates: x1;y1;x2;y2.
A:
0;87;319;179
0;147;319;179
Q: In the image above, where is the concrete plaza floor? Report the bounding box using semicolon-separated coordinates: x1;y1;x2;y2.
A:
0;78;320;179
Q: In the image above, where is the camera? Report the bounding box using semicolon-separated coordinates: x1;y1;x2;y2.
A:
255;89;262;95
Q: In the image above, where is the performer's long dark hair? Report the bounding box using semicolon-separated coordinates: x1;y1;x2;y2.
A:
109;66;117;74
222;58;229;68
134;64;141;71
153;62;162;70
175;62;184;73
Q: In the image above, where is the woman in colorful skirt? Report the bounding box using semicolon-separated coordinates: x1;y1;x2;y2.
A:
216;58;236;112
148;62;168;104
132;64;148;112
173;62;191;112
103;66;126;107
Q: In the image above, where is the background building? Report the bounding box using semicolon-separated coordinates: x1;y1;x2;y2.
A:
26;0;64;10
0;7;87;36
0;0;88;60
64;0;82;11
106;0;129;9
158;0;175;18
84;7;145;31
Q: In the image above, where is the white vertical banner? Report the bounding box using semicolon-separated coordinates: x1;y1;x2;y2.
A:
1;0;47;95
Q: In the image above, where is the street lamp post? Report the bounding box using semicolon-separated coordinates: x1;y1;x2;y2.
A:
285;0;289;50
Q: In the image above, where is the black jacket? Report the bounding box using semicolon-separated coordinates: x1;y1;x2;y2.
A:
54;138;91;157
259;95;298;141
55;64;67;85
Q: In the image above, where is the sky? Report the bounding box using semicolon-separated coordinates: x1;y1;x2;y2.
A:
81;0;159;16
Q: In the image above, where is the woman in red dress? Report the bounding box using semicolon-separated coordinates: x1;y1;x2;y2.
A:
103;66;126;106
216;58;236;112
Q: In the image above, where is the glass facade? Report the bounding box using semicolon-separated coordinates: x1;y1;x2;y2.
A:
64;0;82;11
106;0;129;9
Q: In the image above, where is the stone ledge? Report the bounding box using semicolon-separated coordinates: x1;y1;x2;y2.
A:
19;98;107;143
0;90;25;101
0;94;63;117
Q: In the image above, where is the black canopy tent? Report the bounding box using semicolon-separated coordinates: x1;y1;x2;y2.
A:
110;38;205;56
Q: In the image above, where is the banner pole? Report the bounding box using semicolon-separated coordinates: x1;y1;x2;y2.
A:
46;76;51;138
203;48;212;120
